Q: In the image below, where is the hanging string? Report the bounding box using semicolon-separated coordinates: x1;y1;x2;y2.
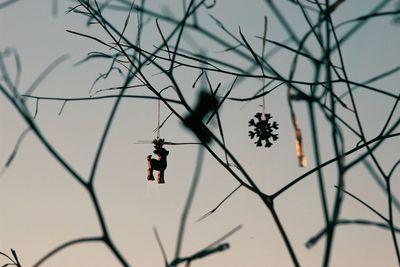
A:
261;16;268;117
156;97;161;139
262;83;266;115
155;86;174;139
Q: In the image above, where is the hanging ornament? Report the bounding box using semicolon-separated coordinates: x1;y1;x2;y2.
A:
147;138;169;184
247;18;279;148
248;112;279;147
248;78;279;147
287;87;307;167
146;94;169;184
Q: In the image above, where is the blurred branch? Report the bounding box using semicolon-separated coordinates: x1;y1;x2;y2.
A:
0;0;21;9
0;249;22;267
33;237;102;267
306;219;400;249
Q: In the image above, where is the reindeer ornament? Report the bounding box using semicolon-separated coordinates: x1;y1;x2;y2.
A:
147;138;169;184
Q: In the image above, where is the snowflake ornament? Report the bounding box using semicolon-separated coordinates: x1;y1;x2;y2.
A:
248;112;279;147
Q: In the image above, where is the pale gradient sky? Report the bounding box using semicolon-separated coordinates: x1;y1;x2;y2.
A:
1;0;400;266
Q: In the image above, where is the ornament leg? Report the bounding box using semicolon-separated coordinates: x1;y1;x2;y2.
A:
147;155;155;181
157;171;165;184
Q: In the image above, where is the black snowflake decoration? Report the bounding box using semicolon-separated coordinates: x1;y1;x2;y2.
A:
248;112;279;147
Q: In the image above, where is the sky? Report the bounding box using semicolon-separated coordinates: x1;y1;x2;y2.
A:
1;0;400;266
